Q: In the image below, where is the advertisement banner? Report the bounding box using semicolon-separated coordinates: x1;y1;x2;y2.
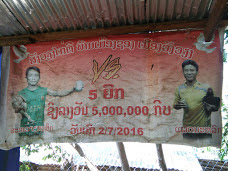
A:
0;31;223;149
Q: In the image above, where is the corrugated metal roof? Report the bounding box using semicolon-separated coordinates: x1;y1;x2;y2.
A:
0;0;214;36
0;1;26;36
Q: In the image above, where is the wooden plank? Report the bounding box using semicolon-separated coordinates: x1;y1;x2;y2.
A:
156;144;167;171
71;143;98;171
116;142;130;171
0;20;206;46
204;0;228;42
0;37;35;47
218;27;226;52
0;19;228;46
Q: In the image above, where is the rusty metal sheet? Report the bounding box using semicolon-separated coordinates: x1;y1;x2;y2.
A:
0;1;26;35
0;0;215;36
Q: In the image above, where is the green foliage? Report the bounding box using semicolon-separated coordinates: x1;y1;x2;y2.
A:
21;143;70;163
217;31;228;160
19;162;30;171
223;30;228;62
21;144;41;156
223;51;227;63
218;105;228;161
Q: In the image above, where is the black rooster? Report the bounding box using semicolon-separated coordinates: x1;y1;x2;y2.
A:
203;88;220;113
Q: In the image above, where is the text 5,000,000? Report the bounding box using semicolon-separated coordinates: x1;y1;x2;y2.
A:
92;106;149;117
48;102;171;119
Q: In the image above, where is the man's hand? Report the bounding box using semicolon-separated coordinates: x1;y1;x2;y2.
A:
21;111;35;125
27;117;35;124
174;99;188;110
204;102;217;112
75;80;84;92
47;80;84;97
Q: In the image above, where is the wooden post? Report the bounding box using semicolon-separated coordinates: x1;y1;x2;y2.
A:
204;0;228;42
218;27;226;53
116;142;130;171
156;144;167;171
71;143;98;171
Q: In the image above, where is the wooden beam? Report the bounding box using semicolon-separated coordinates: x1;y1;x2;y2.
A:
1;19;228;46
0;19;215;46
0;37;36;46
156;144;167;171
204;0;228;42
116;142;130;171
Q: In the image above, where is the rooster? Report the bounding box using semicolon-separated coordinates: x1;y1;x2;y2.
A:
11;94;35;125
203;88;220;113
